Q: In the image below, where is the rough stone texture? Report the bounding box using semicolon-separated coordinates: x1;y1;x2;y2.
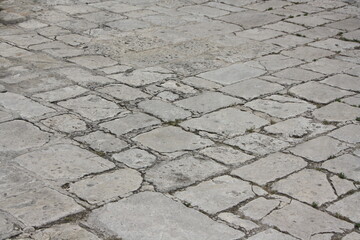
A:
322;154;360;182
272;169;337;205
113;148;157;169
232;153;307;185
289;136;348;162
174;175;254;214
327;192;360;222
1;0;360;237
145;156;227;192
343;232;360;240
134;126;213;153
226;133;290;156
86;192;244;240
69;169;142;204
0;187;84;227
180;108;269;137
15;144;115;181
262;201;352;239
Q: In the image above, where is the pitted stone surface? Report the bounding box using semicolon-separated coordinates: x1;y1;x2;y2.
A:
1;0;359;238
174;175;255;214
145;156;227;192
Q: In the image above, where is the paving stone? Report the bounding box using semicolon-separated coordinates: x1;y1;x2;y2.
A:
90;2;141;13
289;81;353;104
197;63;266;85
54;4;98;15
0;212;18;240
113;148;156;169
232;153;307;185
174;92;241;114
157;91;180;101
309;38;359;52
328;124;360;144
109;67;174;86
70;169;142;204
322;154;360;182
99;65;132;74
181;76;222;90
282;46;334;62
273;67;324;82
343;29;360;41
247;55;304;71
68;55;117;69
107;19;151;31
297;26;342;39
56;34;91;46
219;10;281;29
247;229;297;240
174;175;254;214
326;18;360;31
181;108;268;137
100;112;160;136
287;16;331;27
264;21;306;33
220;78;284;100
58;95;123;121
238;196;289;220
145;156;226;192
98;84;149;101
0;187;84;227
134;126;213;153
245;96;316;119
75;131;128;153
342;94;360;107
41;114;87;133
161;80;197;94
179;5;229;17
330;175;356;196
226;133;290;156
343;232;360;240
0;120;50;153
327;192;360;222
20;223;100;240
56;19;98;32
262;200;352;239
265;117;335;139
289;136;347;162
200;146;253;166
0;34;51;47
217;212;258;231
235;28;283;41
138;99;191;121
56;67;114;86
273;169;337;205
0;92;54;118
313;102;360;122
86;192;244;240
265;34;312;48
15;144;115;181
322;74;360;91
33;85;88;102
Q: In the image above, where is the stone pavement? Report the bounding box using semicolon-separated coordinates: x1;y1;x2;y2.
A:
0;0;359;239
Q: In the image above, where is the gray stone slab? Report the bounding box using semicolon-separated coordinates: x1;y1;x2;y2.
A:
197;63;266;85
15;144;115;181
174;175;255;214
100;112;161;136
327;192;360;222
313;102;360;122
262;200;352;239
217;212;259;232
70;169;142;204
328;124;360;144
0;212;18;240
282;46;334;62
0;120;50;153
219;10;281;29
232;153;307;185
343;232;360;240
226;133;290;156
174;92;242;114
220;78;284;100
247;229;297;240
41;114;87;133
330;175;356;196
273;68;324;82
33;85;88;102
56;67;114;86
0;187;84;227
289;81;353;104
322;74;360;91
98;84;150;101
322;154;360;182
180;108;269;137
145;156;227;192
272;169;337;205
246;55;304;71
58;95;123;121
86;192;244;240
200;146;253;165
289;136;348;162
138;99;191;121
113;148;157;169
75;131;128;153
301;58;357;75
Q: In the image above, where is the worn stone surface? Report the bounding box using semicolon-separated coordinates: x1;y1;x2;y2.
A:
86;192;244;240
134;126;213;152
232;153;307;185
327;192;360;222
70;169;142;204
1;0;360;237
174;175;254;214
145;156;227;192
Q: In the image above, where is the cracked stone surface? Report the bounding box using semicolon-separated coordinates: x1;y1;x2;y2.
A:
1;0;360;239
